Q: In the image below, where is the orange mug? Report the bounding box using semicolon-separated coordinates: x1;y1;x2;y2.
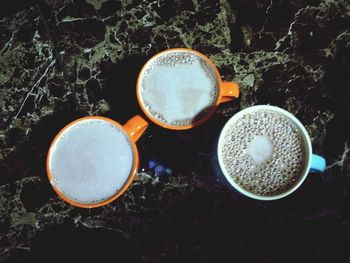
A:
136;48;240;130
46;115;148;208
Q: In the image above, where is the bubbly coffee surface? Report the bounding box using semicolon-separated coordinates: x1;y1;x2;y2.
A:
139;51;218;126
221;110;306;196
49;119;134;204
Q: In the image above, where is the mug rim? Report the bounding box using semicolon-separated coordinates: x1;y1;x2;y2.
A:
217;105;312;201
46;116;139;208
136;48;223;130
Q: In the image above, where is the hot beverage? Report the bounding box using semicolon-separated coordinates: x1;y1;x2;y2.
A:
138;50;219;126
48;118;134;204
219;109;306;196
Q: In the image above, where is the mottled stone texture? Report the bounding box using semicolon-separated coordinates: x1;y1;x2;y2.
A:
1;0;350;262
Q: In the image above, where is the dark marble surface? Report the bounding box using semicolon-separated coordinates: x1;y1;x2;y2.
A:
1;0;350;262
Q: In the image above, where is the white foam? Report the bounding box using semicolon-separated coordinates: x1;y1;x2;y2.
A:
49;119;134;204
141;53;217;124
247;135;274;165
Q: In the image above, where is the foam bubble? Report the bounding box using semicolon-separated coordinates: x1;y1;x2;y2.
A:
49;119;134;204
221;110;306;196
247;135;274;165
140;51;218;126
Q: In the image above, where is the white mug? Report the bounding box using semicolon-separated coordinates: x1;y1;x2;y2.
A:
217;105;326;201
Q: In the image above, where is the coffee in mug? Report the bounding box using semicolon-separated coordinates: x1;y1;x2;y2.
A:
46;116;148;208
137;48;240;130
217;105;326;200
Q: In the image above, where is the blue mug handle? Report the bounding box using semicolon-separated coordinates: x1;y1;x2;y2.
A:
309;154;326;173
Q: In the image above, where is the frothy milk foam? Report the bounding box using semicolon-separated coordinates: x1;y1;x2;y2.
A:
49;119;134;204
139;51;218;126
220;110;306;196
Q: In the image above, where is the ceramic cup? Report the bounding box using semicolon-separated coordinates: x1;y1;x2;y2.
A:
217;105;326;200
136;48;240;130
46;115;148;208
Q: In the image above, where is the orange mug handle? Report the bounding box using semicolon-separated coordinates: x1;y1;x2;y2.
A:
123;115;149;142
219;81;240;103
